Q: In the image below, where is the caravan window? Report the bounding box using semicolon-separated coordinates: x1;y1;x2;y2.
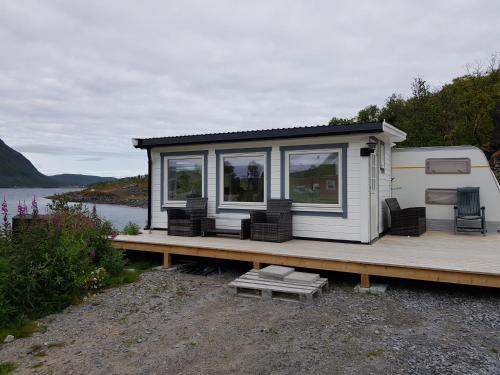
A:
425;188;457;205
425;158;471;174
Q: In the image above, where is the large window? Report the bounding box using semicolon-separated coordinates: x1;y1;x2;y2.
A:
165;156;203;202
222;154;265;203
286;150;341;206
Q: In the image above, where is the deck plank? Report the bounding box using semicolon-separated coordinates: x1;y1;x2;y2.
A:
112;231;500;288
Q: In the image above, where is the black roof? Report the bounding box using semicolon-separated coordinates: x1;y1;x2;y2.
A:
133;121;384;149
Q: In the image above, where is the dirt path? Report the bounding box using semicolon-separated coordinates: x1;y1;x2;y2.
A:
1;268;499;374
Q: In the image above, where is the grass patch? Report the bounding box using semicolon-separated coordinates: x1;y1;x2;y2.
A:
0;320;46;342
107;268;141;287
175;285;191;297
340;335;352;343
29;344;47;357
122;222;141;235
106;253;160;288
0;362;17;375
126;254;161;271
490;347;498;354
367;348;385;358
47;342;65;349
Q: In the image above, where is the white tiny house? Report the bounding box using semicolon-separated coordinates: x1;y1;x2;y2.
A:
133;121;406;243
133;123;500;242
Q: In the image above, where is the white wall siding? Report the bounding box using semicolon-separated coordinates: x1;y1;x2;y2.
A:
150;134;371;242
378;141;392;233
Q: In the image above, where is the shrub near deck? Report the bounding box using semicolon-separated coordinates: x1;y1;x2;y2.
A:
0;200;124;330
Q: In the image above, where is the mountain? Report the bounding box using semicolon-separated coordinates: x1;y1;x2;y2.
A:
0;139;117;188
0;139;57;187
50;174;117;187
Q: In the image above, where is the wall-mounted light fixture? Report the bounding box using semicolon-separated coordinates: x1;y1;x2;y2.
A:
360;141;377;157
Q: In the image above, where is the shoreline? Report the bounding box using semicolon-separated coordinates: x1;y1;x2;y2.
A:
47;191;147;209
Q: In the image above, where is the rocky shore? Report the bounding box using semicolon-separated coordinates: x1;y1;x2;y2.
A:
47;178;148;208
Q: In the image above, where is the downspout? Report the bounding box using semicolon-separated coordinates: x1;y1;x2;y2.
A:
146;147;152;230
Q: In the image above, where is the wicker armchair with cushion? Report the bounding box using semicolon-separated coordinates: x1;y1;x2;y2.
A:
385;198;426;236
250;199;293;242
454;187;486;235
166;197;208;236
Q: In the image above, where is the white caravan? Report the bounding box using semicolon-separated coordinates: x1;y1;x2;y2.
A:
392;146;500;233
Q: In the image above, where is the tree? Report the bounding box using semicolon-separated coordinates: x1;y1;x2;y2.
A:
411;76;430;98
328;116;353;126
327;55;500;152
357;105;380;122
378;94;405;124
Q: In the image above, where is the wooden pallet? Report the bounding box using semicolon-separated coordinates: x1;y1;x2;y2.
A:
229;270;329;304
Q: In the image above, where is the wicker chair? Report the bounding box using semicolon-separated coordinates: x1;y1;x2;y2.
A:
166;197;208;236
454;187;486;235
385;198;426;236
250;199;293;242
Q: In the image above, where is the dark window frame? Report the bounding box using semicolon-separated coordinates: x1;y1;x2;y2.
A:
215;147;272;214
160;150;208;211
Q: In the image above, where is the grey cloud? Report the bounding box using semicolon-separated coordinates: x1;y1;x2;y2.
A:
1;0;499;177
14;144;138;158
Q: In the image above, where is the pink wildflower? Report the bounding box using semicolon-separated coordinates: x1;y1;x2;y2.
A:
17;201;27;216
1;198;10;235
1;198;8;215
31;196;38;216
52;213;61;228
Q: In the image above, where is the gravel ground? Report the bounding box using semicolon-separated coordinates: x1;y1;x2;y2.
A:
1;266;499;375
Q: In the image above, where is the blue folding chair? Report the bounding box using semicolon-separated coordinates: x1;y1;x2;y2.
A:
454;187;486;235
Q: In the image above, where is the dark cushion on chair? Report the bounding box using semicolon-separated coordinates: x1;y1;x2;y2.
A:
385;198;426;236
385;198;401;213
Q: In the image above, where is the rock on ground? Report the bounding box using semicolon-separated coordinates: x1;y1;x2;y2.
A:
0;268;499;375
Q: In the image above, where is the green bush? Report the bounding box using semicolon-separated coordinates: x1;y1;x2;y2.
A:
98;246;125;276
0;362;17;375
0;198;125;328
122;222;141;235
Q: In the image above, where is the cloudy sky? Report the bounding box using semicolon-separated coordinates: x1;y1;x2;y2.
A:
1;1;498;177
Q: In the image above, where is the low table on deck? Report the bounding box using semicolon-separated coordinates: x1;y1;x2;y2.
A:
201;218;251;240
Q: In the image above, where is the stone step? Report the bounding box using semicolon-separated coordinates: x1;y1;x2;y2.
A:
284;271;320;284
259;265;295;280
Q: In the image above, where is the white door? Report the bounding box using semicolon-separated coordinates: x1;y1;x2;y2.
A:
369;149;379;241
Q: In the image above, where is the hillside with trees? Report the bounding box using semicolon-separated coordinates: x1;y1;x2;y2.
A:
0;139;56;187
329;55;500;179
48;175;148;207
0;139;117;187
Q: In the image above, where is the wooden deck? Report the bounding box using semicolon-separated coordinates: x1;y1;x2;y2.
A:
111;231;500;288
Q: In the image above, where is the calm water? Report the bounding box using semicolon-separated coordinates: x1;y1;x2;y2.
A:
0;188;147;230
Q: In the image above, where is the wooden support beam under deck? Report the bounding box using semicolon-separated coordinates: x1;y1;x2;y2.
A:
360;274;370;288
163;252;172;268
